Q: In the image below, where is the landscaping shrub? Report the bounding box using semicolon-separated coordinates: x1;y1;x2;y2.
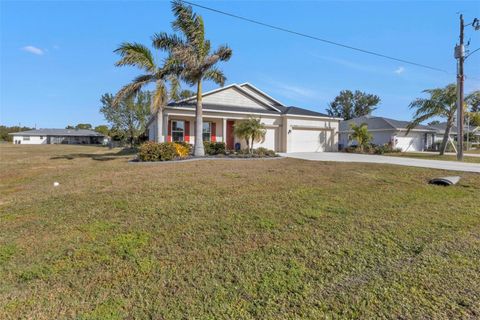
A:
174;143;190;158
138;142;177;161
203;142;226;155
175;141;192;154
253;147;277;157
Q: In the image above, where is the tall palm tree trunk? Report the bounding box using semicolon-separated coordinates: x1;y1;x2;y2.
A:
194;79;205;156
439;118;453;155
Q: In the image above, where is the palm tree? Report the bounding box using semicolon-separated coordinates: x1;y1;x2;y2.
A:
153;0;232;156
113;42;180;143
407;84;457;155
349;123;372;152
234;117;266;153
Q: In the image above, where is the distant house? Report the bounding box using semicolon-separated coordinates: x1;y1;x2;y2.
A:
146;83;341;152
9;129;107;145
339;115;436;152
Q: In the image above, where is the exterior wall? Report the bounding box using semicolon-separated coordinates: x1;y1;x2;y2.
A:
340;130;395;149
12;135;47;144
151;109;339;153
201;87;268;109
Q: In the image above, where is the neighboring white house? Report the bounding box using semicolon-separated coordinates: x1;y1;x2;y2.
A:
146;83;341;152
339;115;436;152
9;129;107;145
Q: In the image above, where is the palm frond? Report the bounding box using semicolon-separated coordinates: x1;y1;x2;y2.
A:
114;42;156;73
113;74;155;107
152;32;186;51
202;67;226;86
171;0;204;47
152;81;168;113
212;45;232;62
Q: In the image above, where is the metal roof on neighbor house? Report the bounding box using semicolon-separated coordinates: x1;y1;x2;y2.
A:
339;115;435;132
9;129;105;137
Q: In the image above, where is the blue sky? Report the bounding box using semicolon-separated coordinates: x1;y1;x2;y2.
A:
1;0;479;128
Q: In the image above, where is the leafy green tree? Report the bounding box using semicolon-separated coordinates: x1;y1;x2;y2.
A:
65;125;75;129
428;120;440;126
349;123;372;152
233;117;266;153
407;84;458;155
94;125;110;136
153;0;232;156
0;125;32;142
75;123;92;130
327;90;380;120
466;91;480;127
100;91;151;146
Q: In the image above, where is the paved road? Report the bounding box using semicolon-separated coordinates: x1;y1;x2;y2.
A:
280;152;480;173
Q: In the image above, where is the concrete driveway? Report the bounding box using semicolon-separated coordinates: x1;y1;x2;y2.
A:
280;152;480;173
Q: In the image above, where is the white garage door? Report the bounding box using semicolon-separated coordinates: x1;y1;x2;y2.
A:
395;134;424;152
290;129;330;152
256;127;277;151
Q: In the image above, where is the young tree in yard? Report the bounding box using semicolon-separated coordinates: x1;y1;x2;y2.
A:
113;42;182;143
407;84;458;155
234;117;266;153
466;91;480;126
349;123;372;152
94;125;110;136
100;91;151;146
75;123;93;130
153;0;232;156
327;90;380;120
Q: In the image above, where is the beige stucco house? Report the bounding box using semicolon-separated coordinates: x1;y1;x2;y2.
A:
146;83;341;153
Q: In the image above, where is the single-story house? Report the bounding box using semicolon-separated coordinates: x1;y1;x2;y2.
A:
339;115;436;152
146;83;341;152
9;129;107;145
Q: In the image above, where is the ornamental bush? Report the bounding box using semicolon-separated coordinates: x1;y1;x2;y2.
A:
203;142;226;155
174;143;190;158
253;147;277;157
138;142;177;161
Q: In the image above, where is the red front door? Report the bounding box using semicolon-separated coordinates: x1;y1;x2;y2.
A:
226;120;235;150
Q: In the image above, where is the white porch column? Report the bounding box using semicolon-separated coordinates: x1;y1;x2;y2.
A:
222;118;227;142
162;114;169;142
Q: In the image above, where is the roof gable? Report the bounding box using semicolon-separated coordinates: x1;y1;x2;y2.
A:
239;83;285;107
172;84;281;112
340;116;434;132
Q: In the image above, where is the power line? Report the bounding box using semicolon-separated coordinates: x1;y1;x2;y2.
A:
181;0;449;73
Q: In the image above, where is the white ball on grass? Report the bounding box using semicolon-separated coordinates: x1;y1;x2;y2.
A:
53;182;60;187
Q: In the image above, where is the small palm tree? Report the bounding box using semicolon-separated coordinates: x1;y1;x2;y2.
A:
407;84;457;155
234;117;266;153
113;42;180;143
349;123;372;152
153;0;232;156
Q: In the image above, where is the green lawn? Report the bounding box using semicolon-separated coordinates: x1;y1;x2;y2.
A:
1;145;479;319
385;152;480;163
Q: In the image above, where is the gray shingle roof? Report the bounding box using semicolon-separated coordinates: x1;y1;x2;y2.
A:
340;115;435;132
167;102;333;118
427;122;457;134
9;129;105;137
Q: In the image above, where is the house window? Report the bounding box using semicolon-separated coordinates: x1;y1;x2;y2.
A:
171;120;185;142
23;136;30;141
203;122;211;141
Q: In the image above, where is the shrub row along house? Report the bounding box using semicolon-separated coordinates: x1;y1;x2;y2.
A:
339;115;480;152
146;83;341;153
9;129;107;145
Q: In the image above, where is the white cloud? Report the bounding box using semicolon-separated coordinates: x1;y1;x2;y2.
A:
22;45;44;55
394;66;405;74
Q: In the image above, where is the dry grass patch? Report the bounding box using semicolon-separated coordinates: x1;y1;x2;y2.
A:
0;144;479;319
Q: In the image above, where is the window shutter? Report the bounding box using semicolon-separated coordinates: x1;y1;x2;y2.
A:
167;121;172;142
211;122;216;142
185;121;190;142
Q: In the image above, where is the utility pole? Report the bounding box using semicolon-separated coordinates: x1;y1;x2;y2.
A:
455;14;464;161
